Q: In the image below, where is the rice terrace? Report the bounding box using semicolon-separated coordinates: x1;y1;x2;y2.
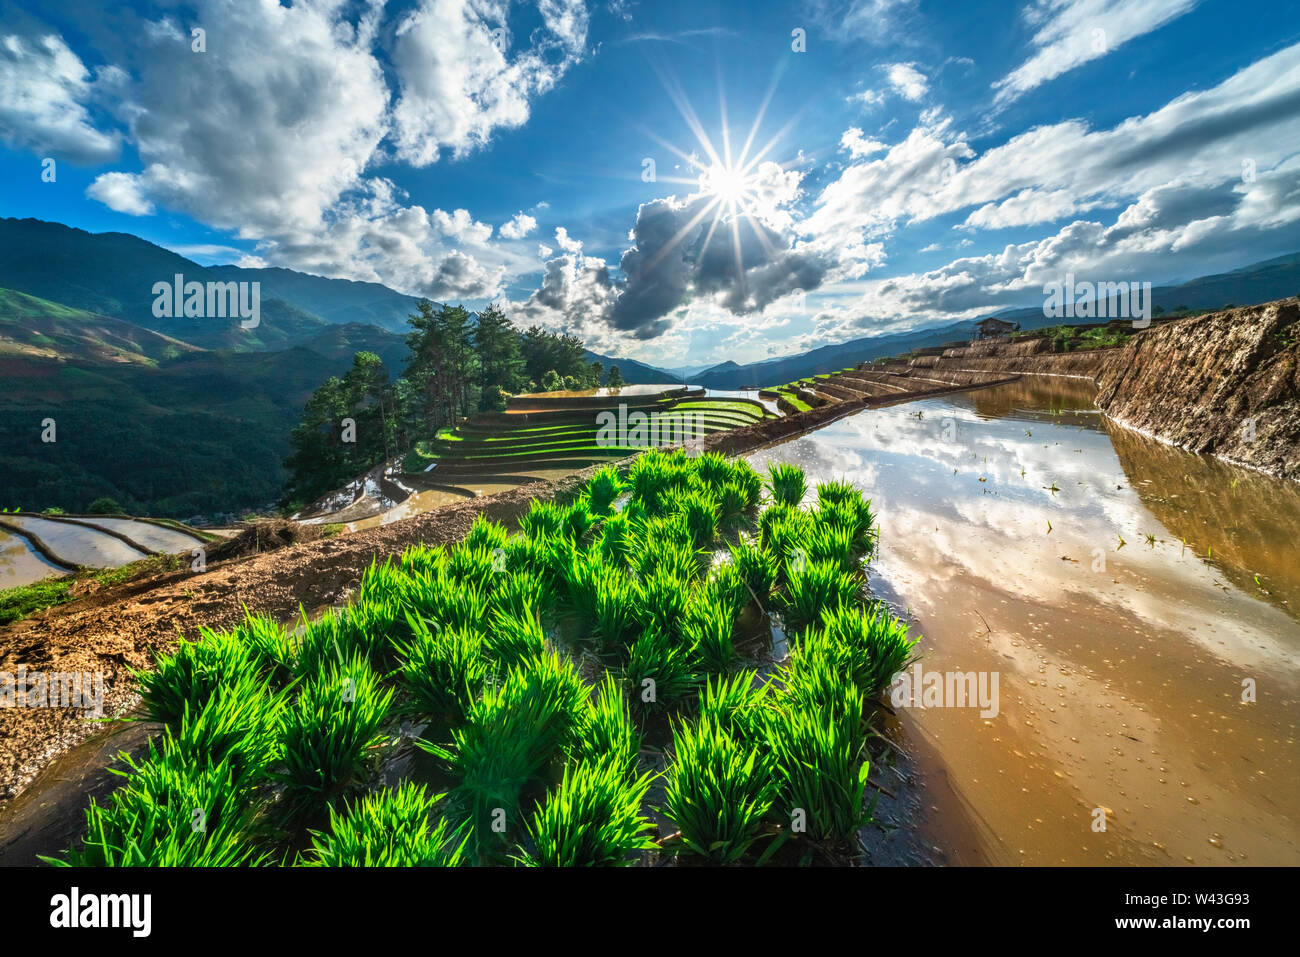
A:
1;0;1298;936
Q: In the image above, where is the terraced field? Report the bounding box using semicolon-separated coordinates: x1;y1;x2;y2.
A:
409;387;775;492
760;361;1015;414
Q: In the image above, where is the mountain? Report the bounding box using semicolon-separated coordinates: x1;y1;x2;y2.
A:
688;251;1300;388
0;218;421;337
0;287;198;364
582;349;680;384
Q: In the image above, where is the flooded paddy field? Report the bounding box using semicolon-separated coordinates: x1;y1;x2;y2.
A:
747;377;1300;865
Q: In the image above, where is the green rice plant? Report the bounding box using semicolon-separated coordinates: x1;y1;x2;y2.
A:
556;544;605;621
407;570;490;635
625;625;699;707
694;451;734;490
46;740;266;867
733;462;764;512
585;465;624;514
399;544;448;578
702;559;747;618
519;762;656;866
594;510;634;566
446;542;499;592
766;462;808;508
278;653;392;815
426;652;590;861
172;674;284;775
729;535;777;604
683;586;737;674
488;568;545;622
679;489;720;548
717;479;749;525
805;519;860;574
293;600;400;677
593;565;638;647
698;671;770;744
397;613;488;724
815;490;877;556
519;500;568;539
627;453;673;515
777;558;861;635
662;715;777;864
231;611;297;687
633;570;692;638
503;532;563;594
485;607;547;666
561;500;596;542
135;628;253;727
462;514;510;554
814;479;860;509
631;531;701;584
818;604;918;697
764;693;872;845
778;629;868;746
578;674;640;773
758;503;811;554
305;783;466;867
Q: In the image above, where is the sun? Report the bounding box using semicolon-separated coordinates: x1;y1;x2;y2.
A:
698;162;758;211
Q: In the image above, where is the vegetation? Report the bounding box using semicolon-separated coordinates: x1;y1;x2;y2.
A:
50;451;917;867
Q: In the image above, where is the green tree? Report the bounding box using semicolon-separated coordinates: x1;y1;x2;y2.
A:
606;365;626;390
473;303;525;406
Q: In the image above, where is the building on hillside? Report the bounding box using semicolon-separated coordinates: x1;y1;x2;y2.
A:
974;317;1020;340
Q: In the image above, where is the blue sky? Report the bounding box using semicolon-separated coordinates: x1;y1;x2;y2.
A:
2;0;1300;366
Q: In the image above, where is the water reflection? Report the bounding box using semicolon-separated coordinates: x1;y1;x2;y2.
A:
746;378;1300;865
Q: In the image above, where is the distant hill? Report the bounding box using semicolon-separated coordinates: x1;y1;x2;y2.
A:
0;287;198;364
0;218;421;337
582;349;681;385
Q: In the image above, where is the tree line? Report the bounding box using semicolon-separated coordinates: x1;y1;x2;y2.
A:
283;301;625;506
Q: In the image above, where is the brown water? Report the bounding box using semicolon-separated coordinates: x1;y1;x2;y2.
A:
2;515;148;569
0;528;64;587
747;378;1300;866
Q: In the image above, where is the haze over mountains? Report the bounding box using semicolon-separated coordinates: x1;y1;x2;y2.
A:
1;215;1296;517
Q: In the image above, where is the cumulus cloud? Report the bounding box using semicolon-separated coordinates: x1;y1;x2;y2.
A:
884;62;928;101
994;0;1199;105
432;208;493;245
0;33;120;163
500;212;537;239
85;170;153;215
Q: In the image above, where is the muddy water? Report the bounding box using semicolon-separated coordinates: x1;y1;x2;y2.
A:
74;517;203;554
0;528;64;587
746;377;1300;866
2;515;148;569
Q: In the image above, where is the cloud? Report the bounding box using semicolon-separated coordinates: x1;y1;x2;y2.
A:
840;127;888;159
432;208;493;245
0;33;120;163
85;170;153;215
554;226;583;253
500;212;537;239
884;62;928;101
994;0;1199;105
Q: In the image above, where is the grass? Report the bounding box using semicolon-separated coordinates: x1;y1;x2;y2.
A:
51;444;914;867
0;552;188;625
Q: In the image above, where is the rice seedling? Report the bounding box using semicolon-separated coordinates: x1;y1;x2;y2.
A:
406;570;490;635
278;653;392;815
683;587;737;674
519;500;568;539
578;674;641;773
679;489;720;548
818;604;918;698
778;629;868;744
293;600;399;678
592;566;638;647
777;558;861;635
230;612;298;687
627;453;673;515
814;484;877;555
462;514;510;554
585;464;624;514
305;783;466;867
594;509;634;566
697;670;770;744
733;463;764;512
695;451;735;490
814;478;860;509
426;653;590;861
717;479;749;525
135;628;254;727
446;542;500;592
397;613;488;724
399;544;449;578
662;715;777;864
633;570;692;638
46;740;266;867
519;761;656;867
702;559;748;618
764;695;872;846
172;673;284;775
503;532;563;593
805;519;860;574
630;527;701;583
485;607;547;666
625;625;699;707
488;568;544;622
729;535;777;604
561;500;596;542
766;462;808;508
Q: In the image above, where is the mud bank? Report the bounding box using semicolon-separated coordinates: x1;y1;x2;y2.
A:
1095;298;1300;481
